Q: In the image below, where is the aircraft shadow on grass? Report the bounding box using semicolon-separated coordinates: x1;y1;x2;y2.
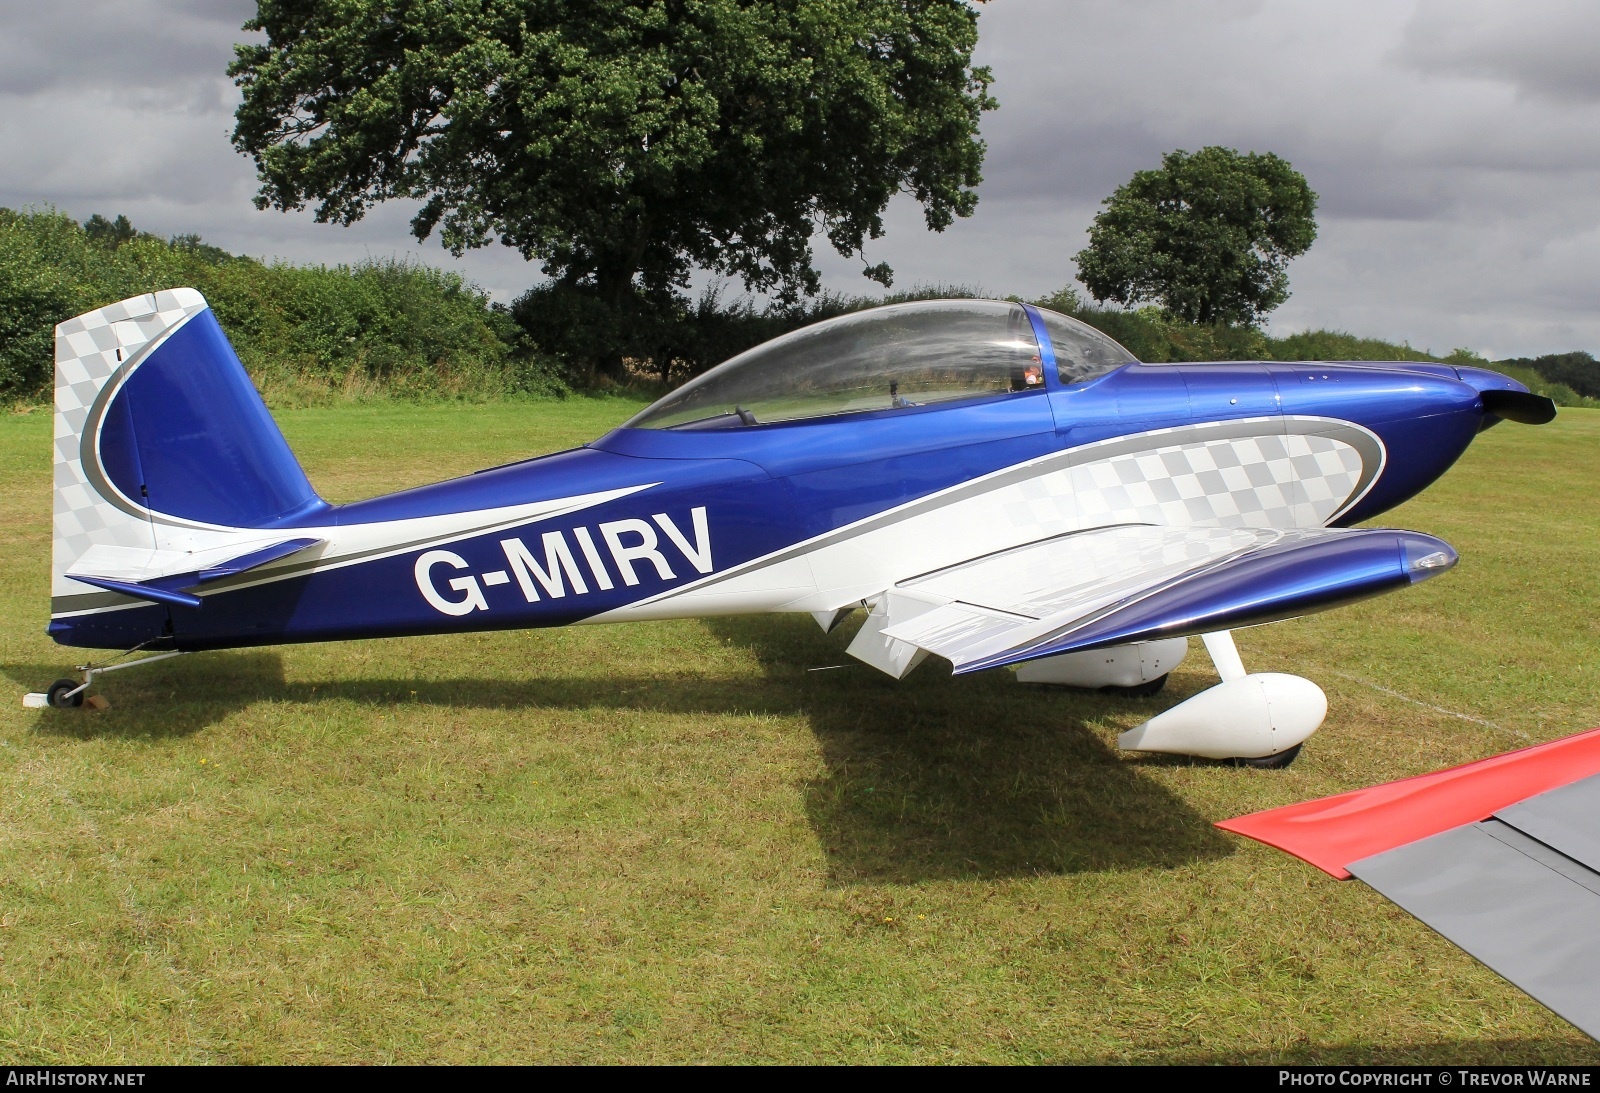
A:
4;613;1233;884
704;614;1234;884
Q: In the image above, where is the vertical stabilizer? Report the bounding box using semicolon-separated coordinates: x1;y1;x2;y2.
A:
51;289;326;635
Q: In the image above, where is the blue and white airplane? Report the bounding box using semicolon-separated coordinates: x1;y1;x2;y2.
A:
34;289;1554;766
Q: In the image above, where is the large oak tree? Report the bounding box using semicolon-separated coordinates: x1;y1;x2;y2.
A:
230;0;995;378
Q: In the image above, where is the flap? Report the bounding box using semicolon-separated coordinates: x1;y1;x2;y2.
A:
1350;815;1600;1040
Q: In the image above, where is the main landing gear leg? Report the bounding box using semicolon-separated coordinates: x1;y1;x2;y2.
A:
1115;630;1326;768
24;648;189;710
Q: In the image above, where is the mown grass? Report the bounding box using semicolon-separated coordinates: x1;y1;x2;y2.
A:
1;399;1597;1064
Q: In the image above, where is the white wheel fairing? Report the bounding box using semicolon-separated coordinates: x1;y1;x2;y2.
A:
1117;674;1329;759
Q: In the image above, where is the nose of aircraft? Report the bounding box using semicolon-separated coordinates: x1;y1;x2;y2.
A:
1451;365;1558;426
1267;360;1555;525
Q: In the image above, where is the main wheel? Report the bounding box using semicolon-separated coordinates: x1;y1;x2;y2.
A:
1233;743;1302;769
46;678;84;709
1103;673;1169;698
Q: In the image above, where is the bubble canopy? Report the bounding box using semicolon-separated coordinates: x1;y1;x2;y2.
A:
625;299;1136;431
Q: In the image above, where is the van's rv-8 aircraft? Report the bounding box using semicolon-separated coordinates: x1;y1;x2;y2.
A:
32;289;1555;767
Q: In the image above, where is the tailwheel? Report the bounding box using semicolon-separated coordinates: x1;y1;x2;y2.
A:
46;679;84;709
35;649;188;711
1233;744;1303;770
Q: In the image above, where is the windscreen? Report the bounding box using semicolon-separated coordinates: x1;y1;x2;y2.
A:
1034;308;1137;385
627;299;1044;430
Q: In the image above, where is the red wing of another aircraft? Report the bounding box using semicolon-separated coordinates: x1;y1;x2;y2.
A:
1221;729;1600;1040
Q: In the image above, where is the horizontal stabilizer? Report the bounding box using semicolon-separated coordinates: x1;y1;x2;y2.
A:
860;523;1457;676
67;574;202;609
66;537;323;586
64;537;324;609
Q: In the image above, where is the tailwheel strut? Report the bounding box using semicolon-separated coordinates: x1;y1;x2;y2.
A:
25;648;188;710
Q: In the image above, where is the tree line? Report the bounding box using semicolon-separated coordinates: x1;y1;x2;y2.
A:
1;205;1593;410
0;206;553;406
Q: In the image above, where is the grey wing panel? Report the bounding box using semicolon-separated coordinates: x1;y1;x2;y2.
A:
1495;777;1600;872
1349;773;1600;1040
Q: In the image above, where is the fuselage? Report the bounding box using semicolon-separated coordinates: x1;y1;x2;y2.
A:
51;354;1505;653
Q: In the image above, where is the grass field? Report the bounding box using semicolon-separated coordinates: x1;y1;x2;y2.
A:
2;397;1598;1064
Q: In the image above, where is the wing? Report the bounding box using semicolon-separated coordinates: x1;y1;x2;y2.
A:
845;522;1456;678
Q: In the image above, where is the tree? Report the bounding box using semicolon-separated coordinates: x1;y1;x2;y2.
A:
1074;147;1317;327
1497;351;1600;401
83;214;139;248
230;0;995;380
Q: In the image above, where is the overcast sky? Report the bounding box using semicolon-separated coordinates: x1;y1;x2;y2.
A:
2;0;1597;359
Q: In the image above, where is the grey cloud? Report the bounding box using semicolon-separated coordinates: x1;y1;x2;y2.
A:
814;0;1600;358
976;0;1600;208
0;0;255;96
1;85;243;204
1271;214;1600;359
1399;0;1600;104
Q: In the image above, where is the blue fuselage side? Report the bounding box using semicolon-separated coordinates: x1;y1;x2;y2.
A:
50;358;1492;652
